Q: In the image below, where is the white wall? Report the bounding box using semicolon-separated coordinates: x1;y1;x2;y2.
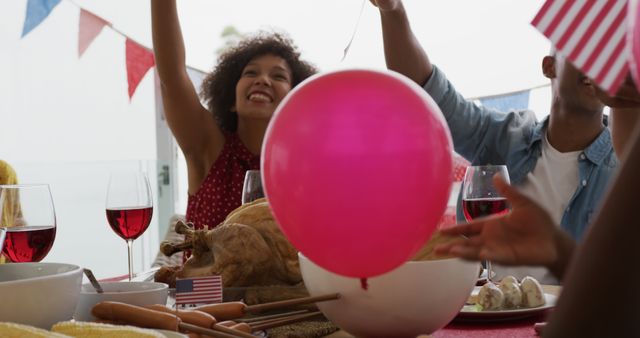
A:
1;2;156;163
1;1;158;278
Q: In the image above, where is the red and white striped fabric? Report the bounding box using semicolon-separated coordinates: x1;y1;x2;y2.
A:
532;0;629;95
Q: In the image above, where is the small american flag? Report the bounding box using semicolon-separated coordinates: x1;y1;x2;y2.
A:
532;0;629;95
175;276;223;305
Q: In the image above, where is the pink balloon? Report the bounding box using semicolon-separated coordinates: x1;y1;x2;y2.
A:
262;69;453;278
629;0;640;90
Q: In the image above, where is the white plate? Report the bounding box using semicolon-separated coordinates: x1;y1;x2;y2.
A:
455;286;556;322
130;267;161;282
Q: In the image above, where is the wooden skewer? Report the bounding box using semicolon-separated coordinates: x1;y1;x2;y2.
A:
245;293;340;313
250;310;321;327
250;311;324;331
211;323;255;338
179;322;241;338
237;309;310;323
195;293;339;321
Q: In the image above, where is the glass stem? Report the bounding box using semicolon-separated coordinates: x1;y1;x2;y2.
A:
126;239;134;281
0;228;5;255
486;260;493;283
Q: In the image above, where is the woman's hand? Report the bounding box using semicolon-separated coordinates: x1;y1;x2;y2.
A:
596;74;640;155
369;0;402;12
595;74;640;109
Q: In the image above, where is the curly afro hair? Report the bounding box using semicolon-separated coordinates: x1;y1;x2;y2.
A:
200;31;318;132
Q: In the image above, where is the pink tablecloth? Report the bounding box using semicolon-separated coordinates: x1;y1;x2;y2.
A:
327;311;549;338
433;313;546;338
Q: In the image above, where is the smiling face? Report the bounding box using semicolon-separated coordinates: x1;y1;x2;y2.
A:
232;54;293;120
544;54;605;114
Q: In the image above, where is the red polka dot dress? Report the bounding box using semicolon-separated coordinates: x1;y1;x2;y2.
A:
186;133;260;230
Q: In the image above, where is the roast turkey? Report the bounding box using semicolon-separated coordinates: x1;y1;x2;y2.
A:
155;199;301;288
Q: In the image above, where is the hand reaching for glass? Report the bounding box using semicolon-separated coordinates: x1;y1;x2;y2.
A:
435;175;575;279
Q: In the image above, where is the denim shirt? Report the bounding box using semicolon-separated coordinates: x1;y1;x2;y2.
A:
423;66;618;241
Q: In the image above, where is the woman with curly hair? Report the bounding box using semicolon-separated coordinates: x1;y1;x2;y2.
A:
151;1;317;230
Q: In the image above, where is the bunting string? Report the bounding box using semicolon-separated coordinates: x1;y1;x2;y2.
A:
18;0;563;105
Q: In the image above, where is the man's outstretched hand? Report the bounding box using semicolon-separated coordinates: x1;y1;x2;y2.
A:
435;176;565;268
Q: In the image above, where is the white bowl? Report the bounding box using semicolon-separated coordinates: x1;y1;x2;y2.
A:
75;281;168;321
0;262;83;329
299;254;478;337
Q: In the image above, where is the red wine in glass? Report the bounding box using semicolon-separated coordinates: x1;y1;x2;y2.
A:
2;225;56;262
0;184;57;263
106;206;153;240
462;197;509;220
105;172;153;281
462;165;510;283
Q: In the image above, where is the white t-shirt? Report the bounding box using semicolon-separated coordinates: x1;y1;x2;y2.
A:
493;132;581;285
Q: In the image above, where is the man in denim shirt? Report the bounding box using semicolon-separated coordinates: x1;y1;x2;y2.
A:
371;0;617;284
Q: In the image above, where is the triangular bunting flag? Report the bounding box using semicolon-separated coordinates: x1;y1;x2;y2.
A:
78;9;110;57
22;0;61;38
125;39;155;99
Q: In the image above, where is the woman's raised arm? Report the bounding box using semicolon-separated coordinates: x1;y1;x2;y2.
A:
151;0;223;159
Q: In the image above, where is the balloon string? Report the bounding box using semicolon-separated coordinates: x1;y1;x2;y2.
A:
360;277;369;290
341;0;367;62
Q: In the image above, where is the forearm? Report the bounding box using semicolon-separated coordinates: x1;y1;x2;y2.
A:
150;0;219;156
378;3;432;85
544;120;640;337
151;0;187;85
547;229;576;281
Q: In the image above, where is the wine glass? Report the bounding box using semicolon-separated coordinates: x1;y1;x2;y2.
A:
0;228;5;259
462;165;510;283
242;170;265;204
0;184;57;262
105;172;153;281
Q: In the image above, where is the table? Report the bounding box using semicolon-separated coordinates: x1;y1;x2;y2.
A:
325;285;561;338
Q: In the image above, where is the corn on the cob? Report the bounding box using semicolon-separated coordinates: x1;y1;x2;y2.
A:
0;322;70;338
51;321;165;338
